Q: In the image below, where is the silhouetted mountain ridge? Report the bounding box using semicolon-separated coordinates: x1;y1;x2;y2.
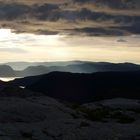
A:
4;61;83;70
1;62;140;77
10;71;140;103
0;65;15;77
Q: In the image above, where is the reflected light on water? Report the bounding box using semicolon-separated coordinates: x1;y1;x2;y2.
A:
0;77;19;82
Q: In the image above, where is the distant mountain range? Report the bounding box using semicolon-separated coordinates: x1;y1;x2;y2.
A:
4;61;83;70
0;65;16;77
0;61;140;77
9;71;140;103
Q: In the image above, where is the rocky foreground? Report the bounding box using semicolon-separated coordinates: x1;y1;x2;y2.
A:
0;88;140;140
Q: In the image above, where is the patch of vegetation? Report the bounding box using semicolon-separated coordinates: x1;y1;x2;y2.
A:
68;103;136;124
79;107;110;122
80;121;90;127
68;103;81;110
21;132;33;138
110;111;135;124
118;115;135;124
42;129;62;138
127;108;140;114
70;112;80;119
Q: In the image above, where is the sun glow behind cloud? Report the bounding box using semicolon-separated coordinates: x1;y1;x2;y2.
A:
0;29;140;63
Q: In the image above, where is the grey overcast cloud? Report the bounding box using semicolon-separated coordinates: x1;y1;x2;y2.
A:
0;0;139;63
0;0;139;35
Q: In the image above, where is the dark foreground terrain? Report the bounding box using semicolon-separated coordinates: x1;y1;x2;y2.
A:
0;71;140;139
0;89;140;140
10;71;140;102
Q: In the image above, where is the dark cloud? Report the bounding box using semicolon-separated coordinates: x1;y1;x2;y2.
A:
35;29;59;35
73;0;140;10
32;4;60;21
0;2;29;20
67;27;125;36
112;22;140;34
0;2;60;21
0;0;139;36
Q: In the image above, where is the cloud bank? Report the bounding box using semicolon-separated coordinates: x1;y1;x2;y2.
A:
0;0;139;36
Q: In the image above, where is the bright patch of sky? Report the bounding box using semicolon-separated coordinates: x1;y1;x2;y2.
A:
0;29;140;63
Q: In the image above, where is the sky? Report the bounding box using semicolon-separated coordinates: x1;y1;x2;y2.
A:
0;0;139;63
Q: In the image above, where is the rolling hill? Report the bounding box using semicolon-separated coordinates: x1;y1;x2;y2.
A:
10;71;140;103
0;65;16;77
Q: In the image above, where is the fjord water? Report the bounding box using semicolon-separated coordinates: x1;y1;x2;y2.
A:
0;77;19;82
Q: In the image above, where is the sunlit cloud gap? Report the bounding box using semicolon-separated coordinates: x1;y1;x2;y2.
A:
0;29;140;64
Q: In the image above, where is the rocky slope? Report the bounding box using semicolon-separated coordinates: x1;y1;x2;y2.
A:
10;71;140;103
0;87;140;140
